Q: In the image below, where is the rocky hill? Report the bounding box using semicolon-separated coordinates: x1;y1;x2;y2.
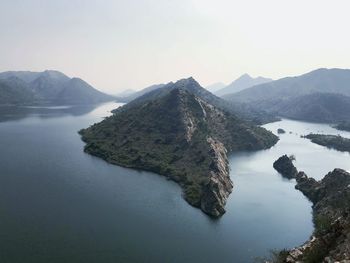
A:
117;77;278;125
287;169;350;262
80;78;278;217
273;156;350;262
0;70;114;105
273;155;297;179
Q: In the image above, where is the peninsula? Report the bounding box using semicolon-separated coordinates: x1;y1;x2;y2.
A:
80;78;278;217
304;134;350;153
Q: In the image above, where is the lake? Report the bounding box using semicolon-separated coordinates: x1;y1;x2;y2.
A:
0;102;349;262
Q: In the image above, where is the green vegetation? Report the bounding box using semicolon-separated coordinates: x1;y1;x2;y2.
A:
0;78;38;105
335;121;350;132
225;69;350;124
80;79;278;216
273;168;350;262
302;243;329;263
305;133;350;153
314;214;333;237
254;249;289;263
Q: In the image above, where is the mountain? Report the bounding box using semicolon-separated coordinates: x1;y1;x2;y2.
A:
29;70;71;101
0;77;38;105
117;77;279;125
53;78;114;105
266;93;350;123
79;78;278;217
224;68;350;123
225;68;350;104
0;71;42;83
205;82;226;93
120;84;165;102
215;74;272;96
0;70;115;105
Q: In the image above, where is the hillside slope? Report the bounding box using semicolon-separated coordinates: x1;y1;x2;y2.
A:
0;70;114;105
80;78;278;217
224;68;350;123
0;77;38;105
225;68;350;104
118;77;278;124
268;93;350;123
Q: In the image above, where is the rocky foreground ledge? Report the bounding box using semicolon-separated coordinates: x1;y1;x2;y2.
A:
273;155;350;262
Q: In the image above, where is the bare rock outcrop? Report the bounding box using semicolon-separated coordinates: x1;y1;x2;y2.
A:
277;169;350;262
273;155;298;179
201;137;233;217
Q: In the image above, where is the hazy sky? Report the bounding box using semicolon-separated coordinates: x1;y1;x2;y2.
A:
1;0;350;93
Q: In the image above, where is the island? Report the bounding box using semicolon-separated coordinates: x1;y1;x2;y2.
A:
304;133;350;153
79;77;278;217
273;156;350;262
277;128;286;134
273;155;297;179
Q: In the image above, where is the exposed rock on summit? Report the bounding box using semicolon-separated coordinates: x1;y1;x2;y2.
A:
80;78;278;217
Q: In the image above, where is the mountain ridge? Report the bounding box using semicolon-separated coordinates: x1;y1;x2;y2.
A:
215;74;272;96
79;78;278;217
224;68;350;123
0;70;115;105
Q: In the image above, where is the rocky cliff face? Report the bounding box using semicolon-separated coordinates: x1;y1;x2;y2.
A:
287;169;350;262
200;137;233;217
80;78;278;217
273;156;350;262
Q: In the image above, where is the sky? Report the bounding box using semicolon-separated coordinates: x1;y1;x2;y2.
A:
0;0;350;94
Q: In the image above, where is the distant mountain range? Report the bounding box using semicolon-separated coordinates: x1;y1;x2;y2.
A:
267;93;350;123
0;70;115;105
6;67;350;124
215;74;272;96
80;77;278;217
117;84;165;102
205;82;226;93
224;68;350;123
118;73;272;102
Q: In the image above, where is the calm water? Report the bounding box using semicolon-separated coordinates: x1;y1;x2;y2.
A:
0;102;349;263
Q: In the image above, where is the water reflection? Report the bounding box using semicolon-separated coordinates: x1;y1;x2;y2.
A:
0;104;105;122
